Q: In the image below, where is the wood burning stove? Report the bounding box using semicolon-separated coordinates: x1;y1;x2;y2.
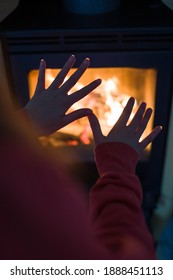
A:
3;26;173;220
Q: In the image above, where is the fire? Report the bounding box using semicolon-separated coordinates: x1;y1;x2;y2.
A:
97;77;137;129
67;75;138;136
28;66;156;150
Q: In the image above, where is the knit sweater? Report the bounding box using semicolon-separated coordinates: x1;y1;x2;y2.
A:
90;142;156;259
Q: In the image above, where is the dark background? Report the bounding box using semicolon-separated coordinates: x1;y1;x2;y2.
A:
1;0;173;31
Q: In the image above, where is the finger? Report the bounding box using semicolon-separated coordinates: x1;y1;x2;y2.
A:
61;57;90;92
34;59;46;95
135;107;152;139
139;125;162;152
129;101;147;130
88;113;103;146
112;97;135;128
68;79;102;104
56;108;93;129
48;54;76;90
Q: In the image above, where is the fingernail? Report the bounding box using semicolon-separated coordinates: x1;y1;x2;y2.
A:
40;59;46;67
128;97;135;104
83;57;90;65
70;54;76;60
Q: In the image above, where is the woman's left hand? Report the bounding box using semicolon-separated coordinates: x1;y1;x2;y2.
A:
25;55;101;136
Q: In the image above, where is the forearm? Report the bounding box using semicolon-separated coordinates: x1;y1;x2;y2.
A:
89;142;156;259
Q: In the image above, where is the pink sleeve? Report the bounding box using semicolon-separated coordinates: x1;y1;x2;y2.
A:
89;142;156;259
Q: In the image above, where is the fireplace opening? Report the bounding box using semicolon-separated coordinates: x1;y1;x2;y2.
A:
4;28;173;223
28;66;157;160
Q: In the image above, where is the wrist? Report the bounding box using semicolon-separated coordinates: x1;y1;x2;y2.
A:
95;142;139;176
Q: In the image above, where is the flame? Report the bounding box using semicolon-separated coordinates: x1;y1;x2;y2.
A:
67;75;138;136
28;67;156;151
98;78;137;129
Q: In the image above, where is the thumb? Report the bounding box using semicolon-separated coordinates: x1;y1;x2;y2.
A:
139;125;162;153
88;113;103;146
62;108;93;127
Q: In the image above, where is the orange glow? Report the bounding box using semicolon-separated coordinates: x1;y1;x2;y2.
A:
28;67;157;150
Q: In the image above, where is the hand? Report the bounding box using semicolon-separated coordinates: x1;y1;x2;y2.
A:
88;97;162;155
24;55;102;136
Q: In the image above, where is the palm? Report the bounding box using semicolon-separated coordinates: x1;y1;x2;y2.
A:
25;55;101;136
88;97;162;155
